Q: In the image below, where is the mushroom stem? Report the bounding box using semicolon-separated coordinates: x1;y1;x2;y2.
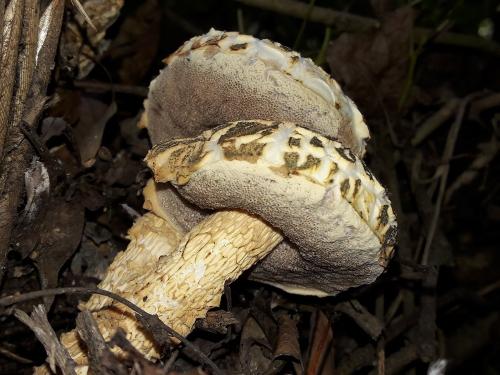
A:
137;209;282;336
43;210;281;373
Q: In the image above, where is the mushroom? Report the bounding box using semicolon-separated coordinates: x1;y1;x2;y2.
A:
143;29;391;296
39;30;396;374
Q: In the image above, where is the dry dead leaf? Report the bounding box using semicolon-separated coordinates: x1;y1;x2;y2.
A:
306;310;334;375
72;95;117;167
12;159;51;259
106;0;161;84
240;315;274;375
195;310;240;335
327;6;415;120
30;198;85;306
60;0;124;78
274;314;303;373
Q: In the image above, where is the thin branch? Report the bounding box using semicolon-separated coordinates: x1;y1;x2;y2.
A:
0;0;24;158
0;344;33;364
68;80;148;97
411;98;460;146
10;0;39;127
421;94;480;265
0;0;65;283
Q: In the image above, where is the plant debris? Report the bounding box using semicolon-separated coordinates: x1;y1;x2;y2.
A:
0;0;499;374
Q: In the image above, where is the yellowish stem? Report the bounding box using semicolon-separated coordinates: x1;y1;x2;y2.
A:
40;210;282;374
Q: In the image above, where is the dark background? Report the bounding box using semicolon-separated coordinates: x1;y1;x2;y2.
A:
1;0;499;374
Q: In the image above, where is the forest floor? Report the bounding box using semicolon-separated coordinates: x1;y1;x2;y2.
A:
0;1;499;374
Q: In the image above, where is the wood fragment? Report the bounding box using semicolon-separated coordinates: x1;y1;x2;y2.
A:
336;300;383;340
0;0;24;158
76;310;126;375
411;99;460;146
14;305;77;375
0;0;64;282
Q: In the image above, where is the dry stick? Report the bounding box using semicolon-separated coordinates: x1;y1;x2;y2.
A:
0;0;5;66
236;0;500;56
445;134;499;204
69;80;149;97
367;344;418;375
14;305;77;375
0;344;33;364
336;300;383;340
470;92;500;118
0;0;63;282
0;0;24;159
0;286;223;375
10;0;39;127
76;310;128;375
411;98;460;146
420;95;478;265
375;295;385;375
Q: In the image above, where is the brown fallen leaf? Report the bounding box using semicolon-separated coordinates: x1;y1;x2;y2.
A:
195;310;240;335
30;197;85;307
274;314;303;373
327;6;415;120
240;315;274;375
59;0;124;78
106;0;161;84
306;310;334;375
12;159;51;259
72;95;117;168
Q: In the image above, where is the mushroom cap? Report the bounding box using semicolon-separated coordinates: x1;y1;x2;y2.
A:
147;120;396;296
145;28;369;158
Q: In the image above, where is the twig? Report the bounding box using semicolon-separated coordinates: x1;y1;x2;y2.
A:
163;350;180;372
70;0;96;31
411;98;460;146
478;278;500;297
68;80;149;97
0;286;224;375
414;28;500;57
235;0;380;33
444;134;498;203
0;1;5;67
10;0;39;127
0;344;33;364
0;0;24;159
292;0;316;50
76;310;126;375
470;92;500;119
14;304;76;375
335;300;383;340
421;94;479;265
375;295;385;375
367;344;418;375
